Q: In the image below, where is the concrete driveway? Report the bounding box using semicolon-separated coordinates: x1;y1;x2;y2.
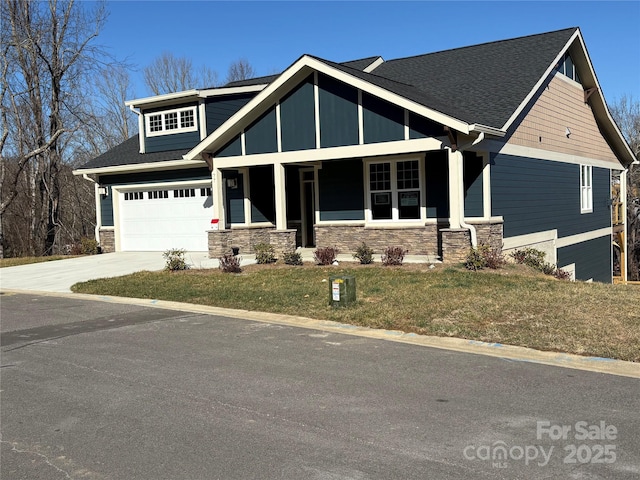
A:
0;252;223;293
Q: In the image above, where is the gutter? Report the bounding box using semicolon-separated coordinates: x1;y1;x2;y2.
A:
456;132;486;248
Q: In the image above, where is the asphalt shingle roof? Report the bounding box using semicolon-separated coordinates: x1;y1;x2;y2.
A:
80;28;579;170
373;27;577;128
80;135;190;170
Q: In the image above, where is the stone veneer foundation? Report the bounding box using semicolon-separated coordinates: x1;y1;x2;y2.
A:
314;224;442;257
208;227;296;258
98;229;115;253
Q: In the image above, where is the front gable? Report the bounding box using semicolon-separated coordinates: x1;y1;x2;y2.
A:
204;69;448;162
187;56;465;163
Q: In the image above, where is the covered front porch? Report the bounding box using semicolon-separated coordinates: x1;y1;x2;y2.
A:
205;145;503;263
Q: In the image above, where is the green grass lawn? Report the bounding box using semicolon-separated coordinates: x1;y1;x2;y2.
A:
0;255;77;268
71;262;640;362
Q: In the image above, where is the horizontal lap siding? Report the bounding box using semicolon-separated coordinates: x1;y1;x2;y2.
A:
557;236;612;283
98;169;211;228
491;154;610;238
145;131;200;153
224;171;245;224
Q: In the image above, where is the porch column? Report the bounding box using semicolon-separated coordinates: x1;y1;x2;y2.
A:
274;162;287;230
447;148;463;229
211;167;225;228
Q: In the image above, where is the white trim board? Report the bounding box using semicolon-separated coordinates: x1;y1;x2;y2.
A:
73;159;206;176
483;140;625;170
503;227;612;251
556;227;611;248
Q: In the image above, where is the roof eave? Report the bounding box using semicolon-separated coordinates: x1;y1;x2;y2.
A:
72;158;206;176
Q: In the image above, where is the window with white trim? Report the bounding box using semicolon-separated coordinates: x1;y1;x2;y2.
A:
367;159;422;221
580;165;592;213
556;53;581;84
145;106;197;137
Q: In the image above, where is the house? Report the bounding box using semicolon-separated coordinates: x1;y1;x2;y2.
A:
74;27;636;283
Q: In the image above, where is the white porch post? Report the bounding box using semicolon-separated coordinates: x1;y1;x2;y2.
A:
211;167;225;228
621;169;628;282
447;148;463;229
274;162;287;230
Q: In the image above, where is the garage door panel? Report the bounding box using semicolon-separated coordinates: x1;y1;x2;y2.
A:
118;185;213;251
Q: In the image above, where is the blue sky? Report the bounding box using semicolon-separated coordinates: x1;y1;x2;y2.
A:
99;1;639;104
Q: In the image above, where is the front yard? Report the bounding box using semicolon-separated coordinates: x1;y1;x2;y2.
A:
71;262;640;362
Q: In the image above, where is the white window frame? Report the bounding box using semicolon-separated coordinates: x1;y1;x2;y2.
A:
580;164;593;214
365;156;424;223
145;106;198;137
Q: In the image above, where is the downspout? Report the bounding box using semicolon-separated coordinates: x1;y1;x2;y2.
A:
82;174;101;244
457;132;485;249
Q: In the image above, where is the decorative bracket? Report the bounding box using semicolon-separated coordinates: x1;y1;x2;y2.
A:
584;87;597;103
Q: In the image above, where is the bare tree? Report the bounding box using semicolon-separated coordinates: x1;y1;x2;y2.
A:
1;0;109;257
225;58;256;84
143;52;219;95
610;94;640;280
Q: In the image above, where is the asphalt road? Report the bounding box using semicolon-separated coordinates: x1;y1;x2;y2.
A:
1;292;638;479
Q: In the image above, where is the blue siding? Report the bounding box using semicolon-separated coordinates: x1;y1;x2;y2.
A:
285;167;301;220
206;93;255;135
100;186;114;226
318;160;365;221
215;135;242;157
464;152;484;217
145;131;200;153
409;113;446;139
98;168;211;228
281;75;316;152
224;171;245;224
245;107;277;155
318;74;358;148
143;102;201;153
249;166;275;223
491;154;611;238
557;235;612;283
362;93;404;144
425;150;449;218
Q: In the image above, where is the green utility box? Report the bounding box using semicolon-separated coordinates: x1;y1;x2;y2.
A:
329;275;356;307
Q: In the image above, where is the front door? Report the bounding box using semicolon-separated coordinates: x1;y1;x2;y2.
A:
300;168;315;247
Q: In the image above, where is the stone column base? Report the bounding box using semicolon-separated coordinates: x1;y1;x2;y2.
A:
208;228;296;258
440;228;471;263
98;229;115;253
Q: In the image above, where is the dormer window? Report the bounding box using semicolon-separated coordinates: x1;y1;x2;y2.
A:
145;106;197;137
556;53;581;84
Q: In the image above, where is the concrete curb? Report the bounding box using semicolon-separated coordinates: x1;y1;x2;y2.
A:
2;288;639;379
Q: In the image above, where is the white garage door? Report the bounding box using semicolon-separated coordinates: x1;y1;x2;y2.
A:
118;185;213;251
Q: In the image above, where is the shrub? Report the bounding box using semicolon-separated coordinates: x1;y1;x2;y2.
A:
254;243;276;264
381;246;407;266
465;245;506;271
465;247;486;271
219;253;242;273
314;246;339;265
80;237;100;255
554;268;572;280
511;247;546;270
282;251;303;266
163;248;189;271
540;262;557;276
353;242;374;264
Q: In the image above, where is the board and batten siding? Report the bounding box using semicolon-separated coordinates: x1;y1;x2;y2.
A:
491;154;610;238
206;93;255;135
463;152;484;218
224;170;245;224
557;235;612;283
280;75;316;152
508;74;618;165
97;168;211;227
317;74;359;148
